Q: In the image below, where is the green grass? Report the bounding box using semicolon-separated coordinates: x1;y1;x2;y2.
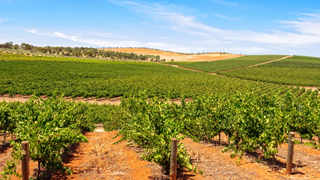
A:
294;140;302;144
304;142;316;147
220;56;320;87
161;55;286;72
0;53;289;99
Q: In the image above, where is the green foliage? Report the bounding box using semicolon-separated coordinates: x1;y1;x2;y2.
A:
220;56;320;86
108;90;320;168
0;95;95;179
303;142;316;146
84;50;93;57
86;103;123;125
114;92;202;174
2;89;320;178
0;101;20;139
162;55;285;72
0;53;289;99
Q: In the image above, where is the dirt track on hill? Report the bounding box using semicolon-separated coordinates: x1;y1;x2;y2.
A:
219;55;292;72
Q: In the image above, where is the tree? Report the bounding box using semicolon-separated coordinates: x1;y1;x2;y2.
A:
73;51;81;57
84;50;93;57
13;44;19;49
155;55;160;61
45;46;52;54
0;42;14;49
20;43;33;50
98;50;103;57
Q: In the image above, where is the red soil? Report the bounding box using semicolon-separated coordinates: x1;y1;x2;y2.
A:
2;131;320;179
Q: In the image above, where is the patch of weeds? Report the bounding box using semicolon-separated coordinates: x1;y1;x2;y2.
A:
304;142;315;147
294;140;302;144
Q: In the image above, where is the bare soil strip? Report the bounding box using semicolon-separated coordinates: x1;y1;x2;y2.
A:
0;131;203;180
51;131;160;180
0;94;190;105
0;94;122;105
2;128;320;179
182;133;320;180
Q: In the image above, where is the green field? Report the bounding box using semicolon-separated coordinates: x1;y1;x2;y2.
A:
220;56;320;87
0;53;294;99
162;55;286;72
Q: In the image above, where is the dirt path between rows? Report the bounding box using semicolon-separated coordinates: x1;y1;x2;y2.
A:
0;94;190;106
161;56;319;91
182;133;320;180
0;131;201;180
2;129;320;179
50;131;163;180
0;95;122;105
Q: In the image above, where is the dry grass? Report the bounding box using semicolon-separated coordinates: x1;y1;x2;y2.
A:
102;48;243;62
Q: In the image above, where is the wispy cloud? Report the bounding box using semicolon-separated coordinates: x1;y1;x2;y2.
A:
108;1;224;34
229;46;268;54
244;14;320;46
214;13;238;20
0;19;7;24
2;0;320;56
210;0;240;7
110;1;320;46
158;37;170;40
26;28;38;34
21;29;197;52
281;14;320;36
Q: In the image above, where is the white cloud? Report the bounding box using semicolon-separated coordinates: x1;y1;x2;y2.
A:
2;1;320;56
214;13;238;20
51;32;80;41
25;30;196;52
210;0;240;7
228;47;268;54
109;1;225;35
158;37;170;40
111;1;320;46
281;15;320;36
241;15;320;46
0;19;7;24
25;28;38;34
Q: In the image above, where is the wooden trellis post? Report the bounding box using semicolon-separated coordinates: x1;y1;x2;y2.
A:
170;138;178;180
286;132;295;175
22;141;30;180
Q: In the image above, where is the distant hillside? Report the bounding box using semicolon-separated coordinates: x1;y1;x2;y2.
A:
102;48;243;62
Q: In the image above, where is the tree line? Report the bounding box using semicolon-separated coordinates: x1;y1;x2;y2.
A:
0;42;164;61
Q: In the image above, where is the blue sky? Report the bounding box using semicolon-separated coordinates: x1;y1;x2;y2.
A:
1;0;320;56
